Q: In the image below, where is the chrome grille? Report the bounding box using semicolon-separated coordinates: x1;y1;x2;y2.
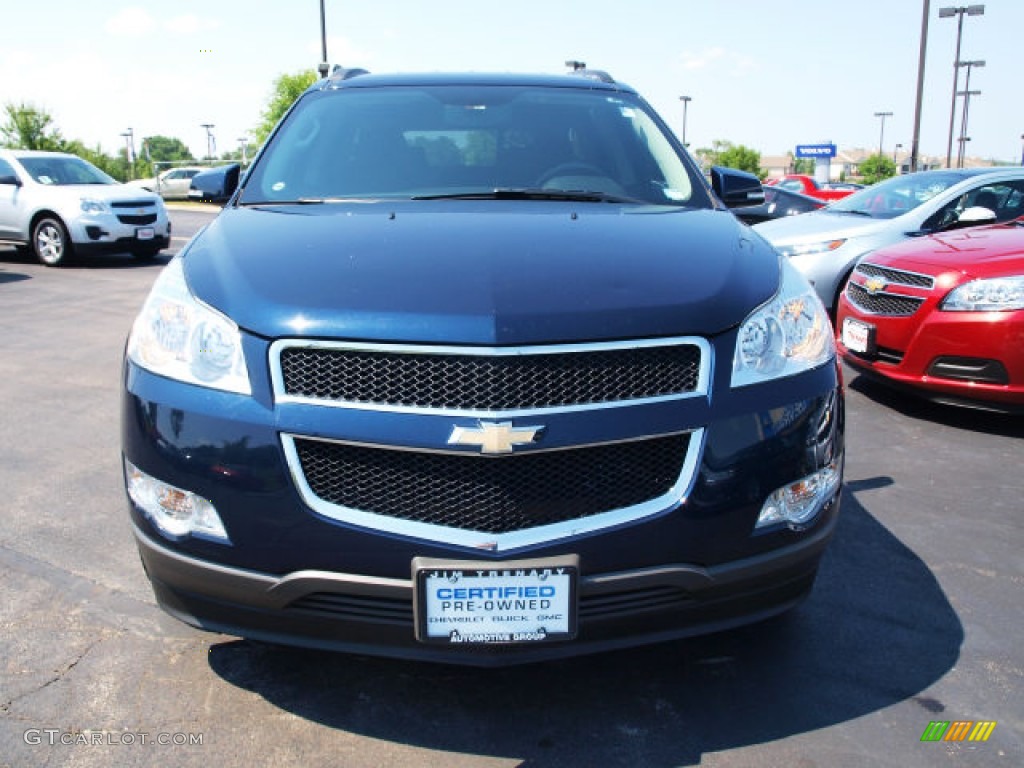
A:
291;433;692;536
846;282;924;317
856;262;935;289
274;339;706;413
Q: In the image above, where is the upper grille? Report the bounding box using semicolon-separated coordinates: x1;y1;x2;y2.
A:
110;200;156;209
276;340;705;412
846;282;924;317
856;262;935;289
292;433;692;535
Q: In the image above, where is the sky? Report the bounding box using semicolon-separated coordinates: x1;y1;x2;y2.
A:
1;1;1021;165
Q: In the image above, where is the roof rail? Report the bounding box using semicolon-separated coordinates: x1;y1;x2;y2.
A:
570;69;616;84
328;66;370;84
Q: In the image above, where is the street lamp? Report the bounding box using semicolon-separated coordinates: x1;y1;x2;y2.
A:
318;0;329;78
874;111;893;157
939;4;985;168
894;143;903;164
956;60;984;167
201;124;216;161
1020;133;1024;166
565;60;586;72
679;96;692;148
237;137;250;166
119;128;135;180
956;90;980;167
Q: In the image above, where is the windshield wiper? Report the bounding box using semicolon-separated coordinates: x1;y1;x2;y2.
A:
411;188;644;203
239;197;371;206
831;209;873;217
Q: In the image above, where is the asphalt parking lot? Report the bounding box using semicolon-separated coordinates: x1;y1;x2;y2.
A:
1;209;1021;767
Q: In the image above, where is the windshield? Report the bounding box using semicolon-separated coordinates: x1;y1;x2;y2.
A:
18;155;115;186
828;172;966;219
241;85;704;206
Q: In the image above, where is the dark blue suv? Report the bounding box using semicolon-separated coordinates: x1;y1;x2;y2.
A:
122;69;843;665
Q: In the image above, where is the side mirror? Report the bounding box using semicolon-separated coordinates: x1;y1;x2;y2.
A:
188;164;240;204
941;205;997;231
0;174;23;187
710;166;765;208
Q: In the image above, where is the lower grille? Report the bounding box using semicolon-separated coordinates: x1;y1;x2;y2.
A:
846;282;924;317
117;213;157;225
286;585;695;625
292;434;692;535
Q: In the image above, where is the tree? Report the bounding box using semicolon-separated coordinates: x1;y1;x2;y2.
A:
1;102;65;150
253;69;318;145
138;135;195;177
704;140;770;179
859;154;897;185
791;156;814;174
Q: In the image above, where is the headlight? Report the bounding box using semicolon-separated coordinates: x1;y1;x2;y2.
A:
80;198;110;214
941;276;1024;312
127;257;251;394
732;258;835;387
776;239;846;258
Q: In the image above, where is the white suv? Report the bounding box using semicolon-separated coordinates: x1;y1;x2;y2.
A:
0;149;171;266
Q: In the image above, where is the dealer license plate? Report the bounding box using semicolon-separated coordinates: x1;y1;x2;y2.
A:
136;227;155;241
413;556;578;645
842;317;874;354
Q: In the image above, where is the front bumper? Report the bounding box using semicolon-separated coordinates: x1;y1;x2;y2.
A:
134;504;838;666
838;294;1024;412
69;212;171;254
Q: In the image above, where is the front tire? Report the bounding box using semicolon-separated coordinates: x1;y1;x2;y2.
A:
33;217;73;267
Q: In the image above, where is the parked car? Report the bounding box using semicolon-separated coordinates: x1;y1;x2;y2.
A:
733;184;825;225
754;167;1024;312
122;68;843;666
771;174;857;202
128;166;205;200
0;149;170;266
837;219;1024;412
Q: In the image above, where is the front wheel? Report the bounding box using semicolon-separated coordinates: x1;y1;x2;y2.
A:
33;217;73;267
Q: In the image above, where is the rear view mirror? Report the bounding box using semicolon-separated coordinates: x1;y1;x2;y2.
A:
188;164;240;204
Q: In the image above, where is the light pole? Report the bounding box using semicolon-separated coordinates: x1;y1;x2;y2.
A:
955;60;984;167
874;111;893;157
909;0;931;172
201;124;216;161
894;143;903;164
237;137;249;166
318;0;329;78
565;60;586;72
679;96;692;148
956;90;980;167
120;128;135;180
1020;133;1024;166
939;4;985;168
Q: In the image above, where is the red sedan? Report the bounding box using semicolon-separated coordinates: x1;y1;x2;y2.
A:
836;220;1024;412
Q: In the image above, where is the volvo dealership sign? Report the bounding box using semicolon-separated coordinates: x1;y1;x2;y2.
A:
795;144;837;158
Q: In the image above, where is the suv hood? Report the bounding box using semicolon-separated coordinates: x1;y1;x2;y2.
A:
754;209;893;245
39;182;161;204
183;203;779;345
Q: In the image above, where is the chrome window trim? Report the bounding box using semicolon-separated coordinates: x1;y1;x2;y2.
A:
269;337;712;416
281;428;705;553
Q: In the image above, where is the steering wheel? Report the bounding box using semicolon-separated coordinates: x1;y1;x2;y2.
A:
537;162;609;187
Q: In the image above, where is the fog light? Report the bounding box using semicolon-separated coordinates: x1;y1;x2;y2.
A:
125;459;229;542
756;458;841;530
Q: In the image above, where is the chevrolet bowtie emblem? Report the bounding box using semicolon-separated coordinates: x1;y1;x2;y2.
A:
448;421;544;454
864;276;888;295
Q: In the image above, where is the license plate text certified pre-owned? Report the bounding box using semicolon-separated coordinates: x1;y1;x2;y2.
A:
413;556;578;645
